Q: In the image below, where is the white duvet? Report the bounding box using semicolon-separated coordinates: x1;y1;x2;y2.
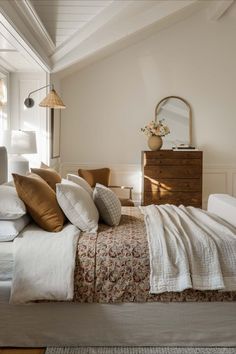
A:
10;223;80;304
142;204;236;294
0;242;14;280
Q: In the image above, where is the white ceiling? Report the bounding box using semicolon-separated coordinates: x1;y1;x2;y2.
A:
0;0;234;74
31;0;113;47
0;32;44;72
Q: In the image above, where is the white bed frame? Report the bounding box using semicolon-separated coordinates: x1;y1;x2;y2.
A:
1;146;236;348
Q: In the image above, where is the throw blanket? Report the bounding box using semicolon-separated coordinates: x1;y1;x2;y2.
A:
142;204;236;294
10;223;80;304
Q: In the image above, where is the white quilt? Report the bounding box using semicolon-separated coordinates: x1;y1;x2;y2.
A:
141;204;236;294
10;223;80;304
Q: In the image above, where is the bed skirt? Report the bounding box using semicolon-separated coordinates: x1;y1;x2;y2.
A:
1;281;236;347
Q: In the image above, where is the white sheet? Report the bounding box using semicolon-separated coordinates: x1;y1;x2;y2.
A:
0;242;14;280
10;223;80;304
142;204;236;294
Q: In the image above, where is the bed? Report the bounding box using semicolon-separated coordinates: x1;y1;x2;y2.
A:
1;146;236;347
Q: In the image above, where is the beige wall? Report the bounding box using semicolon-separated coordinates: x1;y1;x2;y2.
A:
60;6;236;166
60;6;236;204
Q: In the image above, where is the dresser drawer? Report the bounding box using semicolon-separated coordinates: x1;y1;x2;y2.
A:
143;178;202;192
143;191;202;207
144;150;202;160
141;150;203;207
144;165;202;179
144;158;202;166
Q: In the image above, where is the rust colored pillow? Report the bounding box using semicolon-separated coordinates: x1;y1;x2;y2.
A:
78;168;110;188
31;167;61;191
13;173;65;232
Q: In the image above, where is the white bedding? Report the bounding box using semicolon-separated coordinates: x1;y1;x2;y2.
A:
1;280;236;347
142;204;236;294
0;242;14;280
1;198;236;346
10;223;80;304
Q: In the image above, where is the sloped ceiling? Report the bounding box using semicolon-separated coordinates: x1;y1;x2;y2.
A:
0;0;234;74
30;0;113;47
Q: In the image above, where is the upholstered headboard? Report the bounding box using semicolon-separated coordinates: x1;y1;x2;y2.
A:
0;146;7;184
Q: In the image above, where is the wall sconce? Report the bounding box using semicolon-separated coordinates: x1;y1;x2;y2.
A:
24;84;66;109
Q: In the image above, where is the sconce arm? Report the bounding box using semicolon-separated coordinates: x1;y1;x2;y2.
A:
27;84;54;98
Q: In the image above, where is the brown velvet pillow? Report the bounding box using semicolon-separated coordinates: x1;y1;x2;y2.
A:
31;167;61;191
78;168;110;188
13;173;65;232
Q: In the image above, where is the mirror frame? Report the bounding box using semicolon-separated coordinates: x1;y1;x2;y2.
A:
155;96;192;146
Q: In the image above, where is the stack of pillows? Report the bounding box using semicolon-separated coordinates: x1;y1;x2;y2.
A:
0;185;30;241
7;164;122;234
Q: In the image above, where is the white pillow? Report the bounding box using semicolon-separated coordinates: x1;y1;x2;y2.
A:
56;183;99;233
0;186;26;220
3;180;15;187
0;214;30;241
93;183;121;226
66;174;93;197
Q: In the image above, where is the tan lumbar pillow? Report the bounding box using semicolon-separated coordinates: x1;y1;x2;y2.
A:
13;173;65;232
31;167;61;192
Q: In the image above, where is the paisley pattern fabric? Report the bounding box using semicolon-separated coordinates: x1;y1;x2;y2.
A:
73;207;236;303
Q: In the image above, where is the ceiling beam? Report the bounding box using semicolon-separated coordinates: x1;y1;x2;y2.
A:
50;0;134;64
0;0;52;72
52;0;200;74
13;0;56;54
0;55;16;71
208;0;234;21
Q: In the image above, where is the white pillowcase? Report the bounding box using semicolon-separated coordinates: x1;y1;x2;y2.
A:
56;182;99;233
3;180;15;187
0;186;26;220
0;214;30;241
93;183;121;226
66;174;93;197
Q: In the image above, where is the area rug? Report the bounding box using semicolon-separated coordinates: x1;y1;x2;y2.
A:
45;347;236;354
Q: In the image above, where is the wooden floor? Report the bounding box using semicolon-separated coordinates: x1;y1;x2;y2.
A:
0;349;45;354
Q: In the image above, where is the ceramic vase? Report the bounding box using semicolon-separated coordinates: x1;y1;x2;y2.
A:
148;135;163;151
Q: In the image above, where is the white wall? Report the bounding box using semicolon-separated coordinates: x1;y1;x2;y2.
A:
9;71;50;166
60;5;236;204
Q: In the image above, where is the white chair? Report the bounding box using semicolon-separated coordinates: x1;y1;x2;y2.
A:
207;194;236;227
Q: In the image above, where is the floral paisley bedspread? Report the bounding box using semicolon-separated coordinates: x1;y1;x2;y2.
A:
73;207;236;303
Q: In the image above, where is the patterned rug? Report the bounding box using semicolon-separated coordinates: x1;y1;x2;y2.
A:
45;347;236;354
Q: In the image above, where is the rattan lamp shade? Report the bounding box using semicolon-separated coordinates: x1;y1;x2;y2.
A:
39;89;66;109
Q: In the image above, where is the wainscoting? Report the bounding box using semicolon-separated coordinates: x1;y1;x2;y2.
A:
61;163;236;209
203;164;236;208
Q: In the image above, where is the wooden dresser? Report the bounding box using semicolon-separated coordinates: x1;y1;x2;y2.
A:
141;150;203;207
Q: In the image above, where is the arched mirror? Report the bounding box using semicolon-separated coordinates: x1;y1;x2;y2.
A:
155;96;192;148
